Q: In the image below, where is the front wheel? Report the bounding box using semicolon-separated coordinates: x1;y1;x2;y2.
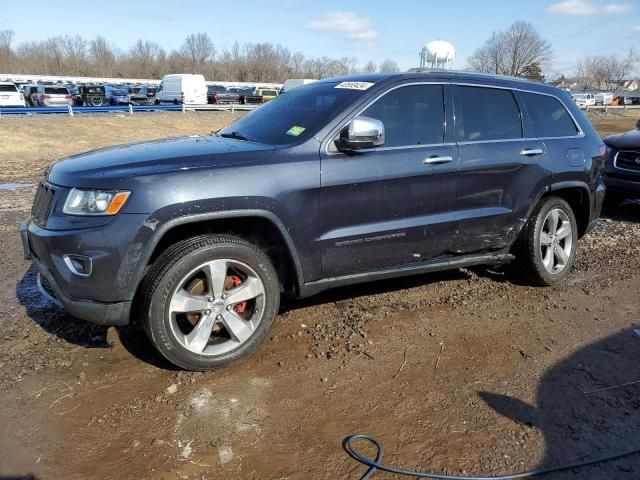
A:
514;196;578;286
140;235;280;370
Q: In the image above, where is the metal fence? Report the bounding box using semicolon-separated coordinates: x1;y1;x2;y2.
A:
0;103;260;116
580;105;640;111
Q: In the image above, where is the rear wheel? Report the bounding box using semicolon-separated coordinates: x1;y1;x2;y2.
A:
514;196;577;286
140;235;280;370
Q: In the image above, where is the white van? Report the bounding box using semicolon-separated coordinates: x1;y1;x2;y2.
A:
594;92;613;106
156;74;207;105
572;93;595;107
281;79;316;93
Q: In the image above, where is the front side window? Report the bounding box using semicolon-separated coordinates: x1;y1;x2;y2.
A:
457;86;522;142
521;92;580;138
361;84;445;147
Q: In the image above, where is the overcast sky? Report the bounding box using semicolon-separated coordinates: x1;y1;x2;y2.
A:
2;0;639;75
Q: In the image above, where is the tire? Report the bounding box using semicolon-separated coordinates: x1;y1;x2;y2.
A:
513;196;578;286
140;235;280;370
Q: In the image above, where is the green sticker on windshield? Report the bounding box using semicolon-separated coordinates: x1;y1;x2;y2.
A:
286;125;306;137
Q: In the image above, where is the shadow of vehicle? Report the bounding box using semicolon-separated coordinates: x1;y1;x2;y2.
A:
280;268;471;313
480;328;640;478
16;266;177;371
601;198;640;222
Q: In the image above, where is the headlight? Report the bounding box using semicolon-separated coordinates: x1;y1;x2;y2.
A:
63;188;131;216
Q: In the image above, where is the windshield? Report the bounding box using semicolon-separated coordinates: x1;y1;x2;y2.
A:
111;89;127;95
0;84;18;92
219;81;368;145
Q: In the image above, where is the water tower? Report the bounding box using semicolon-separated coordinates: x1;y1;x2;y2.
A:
420;40;455;69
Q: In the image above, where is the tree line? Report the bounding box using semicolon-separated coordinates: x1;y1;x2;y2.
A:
0;30;400;82
466;20;637;89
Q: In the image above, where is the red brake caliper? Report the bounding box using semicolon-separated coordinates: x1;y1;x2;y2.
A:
229;275;247;314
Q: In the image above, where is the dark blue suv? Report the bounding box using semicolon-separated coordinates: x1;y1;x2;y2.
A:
21;72;606;370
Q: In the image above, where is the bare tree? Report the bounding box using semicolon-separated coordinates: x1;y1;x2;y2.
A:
378;59;400;72
575;48;637;91
362;61;377;73
128;39;162;77
467;32;505;74
0;30;14;52
0;30;16;71
468;21;552;78
89;35;118;76
603;47;637;91
179;33;215;74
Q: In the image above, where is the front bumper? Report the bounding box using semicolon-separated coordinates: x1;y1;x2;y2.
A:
604;174;640;197
32;256;132;325
20;218;145;326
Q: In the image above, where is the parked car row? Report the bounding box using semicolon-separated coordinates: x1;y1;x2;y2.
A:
572;91;640;107
1;75;314;108
206;84;280;104
0;81;162;108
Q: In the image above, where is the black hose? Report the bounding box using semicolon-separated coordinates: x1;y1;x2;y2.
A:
344;434;640;479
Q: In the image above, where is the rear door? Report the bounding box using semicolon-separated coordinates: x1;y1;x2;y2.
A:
452;84;550;254
319;82;459;276
518;90;586;194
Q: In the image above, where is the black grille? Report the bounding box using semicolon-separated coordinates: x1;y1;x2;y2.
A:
31;182;56;226
616;150;640;172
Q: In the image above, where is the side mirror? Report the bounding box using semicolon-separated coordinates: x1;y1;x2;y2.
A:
336;116;385;152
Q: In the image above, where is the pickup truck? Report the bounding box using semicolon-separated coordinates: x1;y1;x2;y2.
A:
240;87;279;104
207;85;240;104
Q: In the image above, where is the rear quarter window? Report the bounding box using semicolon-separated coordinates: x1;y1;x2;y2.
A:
45;87;69;95
456;86;522;142
521;92;580;138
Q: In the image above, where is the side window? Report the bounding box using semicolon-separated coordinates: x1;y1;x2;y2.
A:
520;92;580;138
457;86;522;142
361;85;445;147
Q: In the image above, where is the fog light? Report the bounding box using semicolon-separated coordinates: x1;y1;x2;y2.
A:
63;254;92;276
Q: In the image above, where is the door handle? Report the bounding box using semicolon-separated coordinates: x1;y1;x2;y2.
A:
423;155;453;165
520;148;543;156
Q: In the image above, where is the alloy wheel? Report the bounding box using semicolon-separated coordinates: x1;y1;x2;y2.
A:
539;208;573;274
168;259;265;356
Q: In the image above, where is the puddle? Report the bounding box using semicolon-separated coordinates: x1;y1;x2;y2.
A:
0;182;35;191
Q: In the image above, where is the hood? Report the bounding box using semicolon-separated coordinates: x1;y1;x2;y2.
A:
604;128;640;150
47;135;276;189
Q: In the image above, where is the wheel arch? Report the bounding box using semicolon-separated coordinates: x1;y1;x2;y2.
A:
134;210;304;298
547;182;592;238
516;181;592;244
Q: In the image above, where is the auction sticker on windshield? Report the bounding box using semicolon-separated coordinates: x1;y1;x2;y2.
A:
334;82;375;90
286;126;306;136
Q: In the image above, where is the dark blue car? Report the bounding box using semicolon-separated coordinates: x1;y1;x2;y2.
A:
603;119;640;204
21;71;605;370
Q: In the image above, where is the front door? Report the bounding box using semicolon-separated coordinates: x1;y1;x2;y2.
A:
319;83;459;276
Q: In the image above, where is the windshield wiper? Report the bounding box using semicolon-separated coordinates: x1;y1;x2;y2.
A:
220;131;249;141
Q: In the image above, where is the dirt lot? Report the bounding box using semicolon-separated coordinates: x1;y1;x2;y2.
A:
1;111;640;480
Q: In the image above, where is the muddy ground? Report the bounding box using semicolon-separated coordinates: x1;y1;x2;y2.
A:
1;111;640;480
